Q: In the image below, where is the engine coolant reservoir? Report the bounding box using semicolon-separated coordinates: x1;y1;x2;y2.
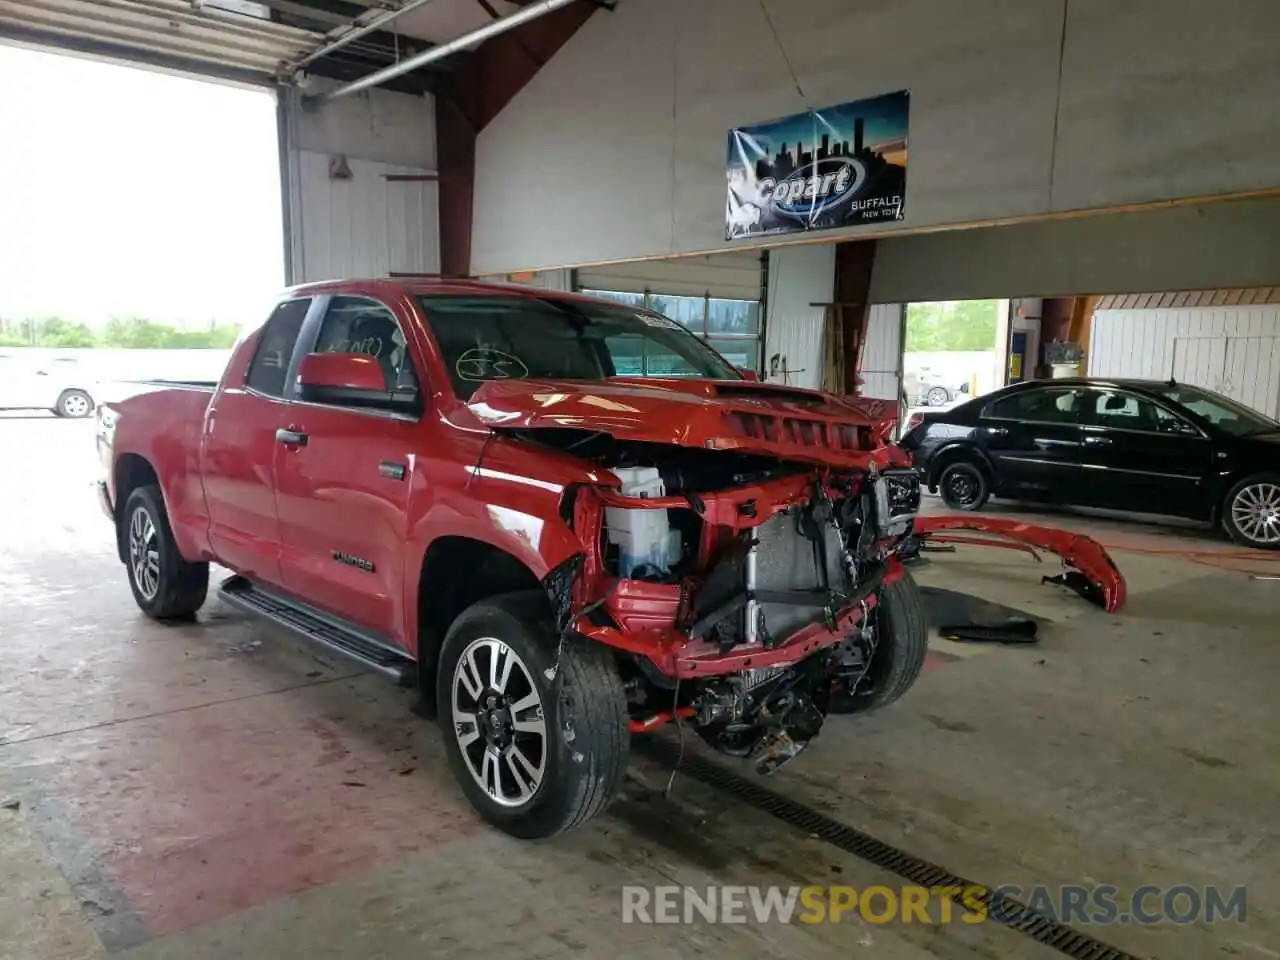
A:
605;466;675;577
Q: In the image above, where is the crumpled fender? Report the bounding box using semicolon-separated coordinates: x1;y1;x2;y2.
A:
912;516;1127;614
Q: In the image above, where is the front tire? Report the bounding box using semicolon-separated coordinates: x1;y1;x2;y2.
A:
939;461;990;511
437;591;629;838
1222;474;1280;549
828;571;929;714
121;486;209;619
56;389;94;418
925;386;950;407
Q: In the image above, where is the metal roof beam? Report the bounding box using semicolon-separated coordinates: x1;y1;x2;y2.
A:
292;0;442;68
314;0;575;102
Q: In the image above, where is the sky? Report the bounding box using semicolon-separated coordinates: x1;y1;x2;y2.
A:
0;43;284;328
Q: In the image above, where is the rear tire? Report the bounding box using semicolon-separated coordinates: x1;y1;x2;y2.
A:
1222;473;1280;549
55;389;94;418
828;571;929;714
939;460;990;511
925;386;950;407
437;591;629;838
121;485;209;619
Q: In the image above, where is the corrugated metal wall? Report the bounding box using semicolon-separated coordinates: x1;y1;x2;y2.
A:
859;304;904;401
762;246;834;389
290;154;439;281
1089;306;1280;417
280;83;439;284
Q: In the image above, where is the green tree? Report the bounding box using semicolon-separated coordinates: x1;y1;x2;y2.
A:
905;300;1000;352
103;316;169;348
37;317;98;348
0;314;241;349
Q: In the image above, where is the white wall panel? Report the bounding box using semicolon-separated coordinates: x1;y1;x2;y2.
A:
472;0;1280;275
1226;337;1280;418
1052;0;1280;212
291;154;439;282
859;304;904;401
290;83;436;170
1088;306;1280;417
280;83;438;284
762;245;833;390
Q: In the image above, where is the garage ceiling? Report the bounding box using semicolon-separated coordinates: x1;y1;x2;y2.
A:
0;0;598;94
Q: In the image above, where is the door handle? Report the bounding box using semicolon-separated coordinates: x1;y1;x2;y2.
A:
1085;436;1112;446
276;427;308;447
985;426;1008;437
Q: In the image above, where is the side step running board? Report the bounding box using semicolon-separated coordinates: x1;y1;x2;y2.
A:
218;576;416;686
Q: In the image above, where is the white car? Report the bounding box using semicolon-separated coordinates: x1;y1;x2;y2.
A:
0;354;97;417
903;366;970;407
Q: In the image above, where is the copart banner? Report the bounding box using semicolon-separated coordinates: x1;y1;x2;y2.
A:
725;90;909;240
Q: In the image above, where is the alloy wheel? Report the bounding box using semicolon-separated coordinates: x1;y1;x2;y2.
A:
1230;482;1280;546
128;506;160;600
452;637;547;808
63;394;90;417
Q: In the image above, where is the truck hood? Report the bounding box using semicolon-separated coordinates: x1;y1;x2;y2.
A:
467;377;904;469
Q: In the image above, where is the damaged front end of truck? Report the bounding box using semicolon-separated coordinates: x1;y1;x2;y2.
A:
470;379;924;775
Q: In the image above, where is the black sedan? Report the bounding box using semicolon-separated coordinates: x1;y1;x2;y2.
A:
899;377;1280;549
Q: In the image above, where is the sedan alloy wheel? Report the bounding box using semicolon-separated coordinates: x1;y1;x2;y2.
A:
1229;481;1280;546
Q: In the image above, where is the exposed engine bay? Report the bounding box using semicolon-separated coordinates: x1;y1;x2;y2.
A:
521;429;923;775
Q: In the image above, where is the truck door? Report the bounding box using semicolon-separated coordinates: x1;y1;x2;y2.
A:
201;297;313;586
273;294;426;645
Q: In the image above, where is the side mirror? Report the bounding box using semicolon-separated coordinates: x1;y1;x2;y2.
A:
297;353;386;393
296;352;421;415
736;366;760;382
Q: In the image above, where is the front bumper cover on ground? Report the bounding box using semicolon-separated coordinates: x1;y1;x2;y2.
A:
909;516;1128;613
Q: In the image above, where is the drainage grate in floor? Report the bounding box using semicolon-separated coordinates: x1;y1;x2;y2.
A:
637;737;1146;960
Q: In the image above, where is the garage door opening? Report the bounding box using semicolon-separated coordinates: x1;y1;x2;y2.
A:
0;43;283;386
902;299;1009;412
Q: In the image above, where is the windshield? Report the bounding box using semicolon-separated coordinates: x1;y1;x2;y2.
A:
1147;383;1279;436
419;295;741;399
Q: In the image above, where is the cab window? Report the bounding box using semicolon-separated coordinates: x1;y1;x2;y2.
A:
246;298;311;397
305;296;422;413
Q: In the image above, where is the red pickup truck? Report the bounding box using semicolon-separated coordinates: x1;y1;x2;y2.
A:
96;279;926;838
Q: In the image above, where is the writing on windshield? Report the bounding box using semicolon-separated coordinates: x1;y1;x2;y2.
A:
419;295;739;399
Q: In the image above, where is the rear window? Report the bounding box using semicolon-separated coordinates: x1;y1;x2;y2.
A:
418;295;740;399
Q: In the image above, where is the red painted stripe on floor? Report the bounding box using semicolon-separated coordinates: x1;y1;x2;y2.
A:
923;649;961;671
27;683;482;939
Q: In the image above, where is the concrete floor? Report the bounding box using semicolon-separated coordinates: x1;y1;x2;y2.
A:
1;412;1277;959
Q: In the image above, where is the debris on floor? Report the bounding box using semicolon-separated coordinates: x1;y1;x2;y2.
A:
919;586;1040;645
909;516;1128;612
